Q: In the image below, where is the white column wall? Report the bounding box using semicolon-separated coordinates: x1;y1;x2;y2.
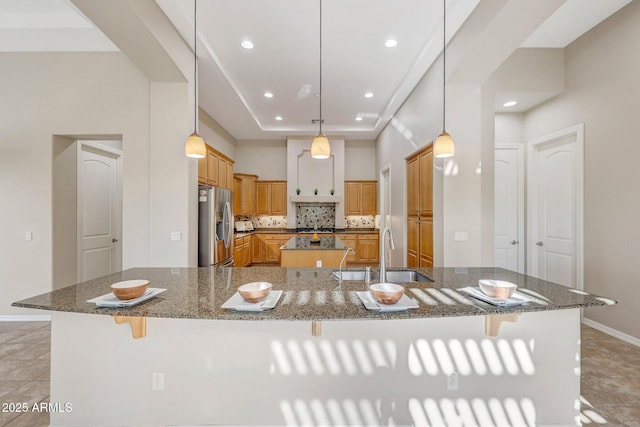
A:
0;52;196;316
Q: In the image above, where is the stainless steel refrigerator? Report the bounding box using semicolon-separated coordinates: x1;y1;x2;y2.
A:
198;186;234;267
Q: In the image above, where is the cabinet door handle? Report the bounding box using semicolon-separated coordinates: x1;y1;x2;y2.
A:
536;241;544;246
112;238;119;243
510;240;518;245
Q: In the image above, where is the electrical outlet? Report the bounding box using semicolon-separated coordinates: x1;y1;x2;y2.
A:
152;372;165;391
25;232;33;241
316;260;322;268
171;232;181;241
447;372;458;390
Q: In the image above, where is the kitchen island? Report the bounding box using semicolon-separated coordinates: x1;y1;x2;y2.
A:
280;235;348;268
13;267;615;426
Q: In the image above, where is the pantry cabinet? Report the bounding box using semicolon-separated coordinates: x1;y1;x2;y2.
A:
406;145;433;268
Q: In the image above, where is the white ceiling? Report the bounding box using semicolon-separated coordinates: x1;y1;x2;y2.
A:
0;0;632;140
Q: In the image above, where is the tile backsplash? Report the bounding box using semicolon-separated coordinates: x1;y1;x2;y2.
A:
236;213;376;230
296;204;335;229
345;216;376;229
236;215;287;229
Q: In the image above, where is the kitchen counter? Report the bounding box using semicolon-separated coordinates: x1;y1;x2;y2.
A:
12;267;616;426
12;266;614;321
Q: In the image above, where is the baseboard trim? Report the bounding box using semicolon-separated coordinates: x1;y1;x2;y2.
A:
582;318;640;348
0;314;52;322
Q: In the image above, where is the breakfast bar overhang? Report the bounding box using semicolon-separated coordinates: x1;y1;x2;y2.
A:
13;266;615;426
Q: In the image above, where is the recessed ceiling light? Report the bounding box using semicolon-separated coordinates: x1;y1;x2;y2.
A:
264;91;274;98
503;101;517;107
241;40;254;49
275;115;283;121
364;92;374;98
384;39;398;48
355;117;363;121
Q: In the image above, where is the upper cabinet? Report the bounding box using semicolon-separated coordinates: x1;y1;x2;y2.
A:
234;174;258;215
256;181;287;215
198;144;234;190
345;181;377;215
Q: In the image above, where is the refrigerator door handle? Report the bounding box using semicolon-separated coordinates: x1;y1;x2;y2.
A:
223;201;232;248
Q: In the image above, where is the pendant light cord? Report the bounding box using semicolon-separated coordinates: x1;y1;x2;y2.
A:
319;0;323;134
442;0;446;132
194;0;198;131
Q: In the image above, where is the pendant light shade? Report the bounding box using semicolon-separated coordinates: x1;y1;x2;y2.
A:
311;132;330;159
434;0;455;159
311;0;330;159
184;0;206;159
185;131;206;158
434;131;454;158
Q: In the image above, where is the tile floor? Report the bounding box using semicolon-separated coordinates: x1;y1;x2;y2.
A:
0;321;638;426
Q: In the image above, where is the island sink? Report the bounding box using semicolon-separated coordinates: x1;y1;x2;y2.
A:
332;269;433;282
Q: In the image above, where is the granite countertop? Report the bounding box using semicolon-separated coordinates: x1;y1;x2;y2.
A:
281;236;346;250
12;267;615;321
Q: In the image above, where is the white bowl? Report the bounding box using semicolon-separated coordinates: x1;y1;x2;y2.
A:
369;283;405;305
478;279;517;299
238;282;272;303
111;279;150;300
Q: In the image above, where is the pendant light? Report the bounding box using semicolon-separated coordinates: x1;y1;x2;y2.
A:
311;0;330;159
184;0;207;158
434;0;455;158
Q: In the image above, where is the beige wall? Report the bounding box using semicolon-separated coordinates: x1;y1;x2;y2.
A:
521;1;640;339
0;52;193;316
234;139;376;182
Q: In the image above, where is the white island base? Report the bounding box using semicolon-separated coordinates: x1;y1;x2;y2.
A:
50;309;581;426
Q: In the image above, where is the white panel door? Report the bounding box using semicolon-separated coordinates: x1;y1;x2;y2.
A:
528;125;583;289
494;148;522;272
78;144;121;282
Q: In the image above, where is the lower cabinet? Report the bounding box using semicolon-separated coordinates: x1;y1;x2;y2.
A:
247;233;379;266
252;234;294;265
233;235;252;267
356;234;379;264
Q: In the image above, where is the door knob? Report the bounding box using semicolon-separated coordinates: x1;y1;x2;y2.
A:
510;240;519;245
112;238;119;243
536;241;543;246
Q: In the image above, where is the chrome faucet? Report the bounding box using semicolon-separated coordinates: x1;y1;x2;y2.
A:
337;248;355;284
379;227;395;283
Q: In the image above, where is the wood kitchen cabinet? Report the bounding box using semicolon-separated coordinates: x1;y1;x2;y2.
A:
233;174;258;215
251;234;264;264
339;234;358;263
198;144;234;190
345;181;377;215
256;181;287;215
233;235;251;267
263;234;294;264
251;234;294;265
406;145;433;267
356;234;379;263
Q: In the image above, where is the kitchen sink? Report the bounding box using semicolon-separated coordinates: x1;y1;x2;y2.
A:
332;269;432;283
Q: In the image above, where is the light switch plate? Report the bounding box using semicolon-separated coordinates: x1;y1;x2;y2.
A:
170;232;181;241
454;232;468;241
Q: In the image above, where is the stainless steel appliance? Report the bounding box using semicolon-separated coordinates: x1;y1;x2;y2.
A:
198;186;234;266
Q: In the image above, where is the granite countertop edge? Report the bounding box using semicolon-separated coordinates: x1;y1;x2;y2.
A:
12;267;616;322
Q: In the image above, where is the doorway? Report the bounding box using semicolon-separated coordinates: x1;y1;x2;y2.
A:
527;124;584;289
77;141;123;282
494;144;524;273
